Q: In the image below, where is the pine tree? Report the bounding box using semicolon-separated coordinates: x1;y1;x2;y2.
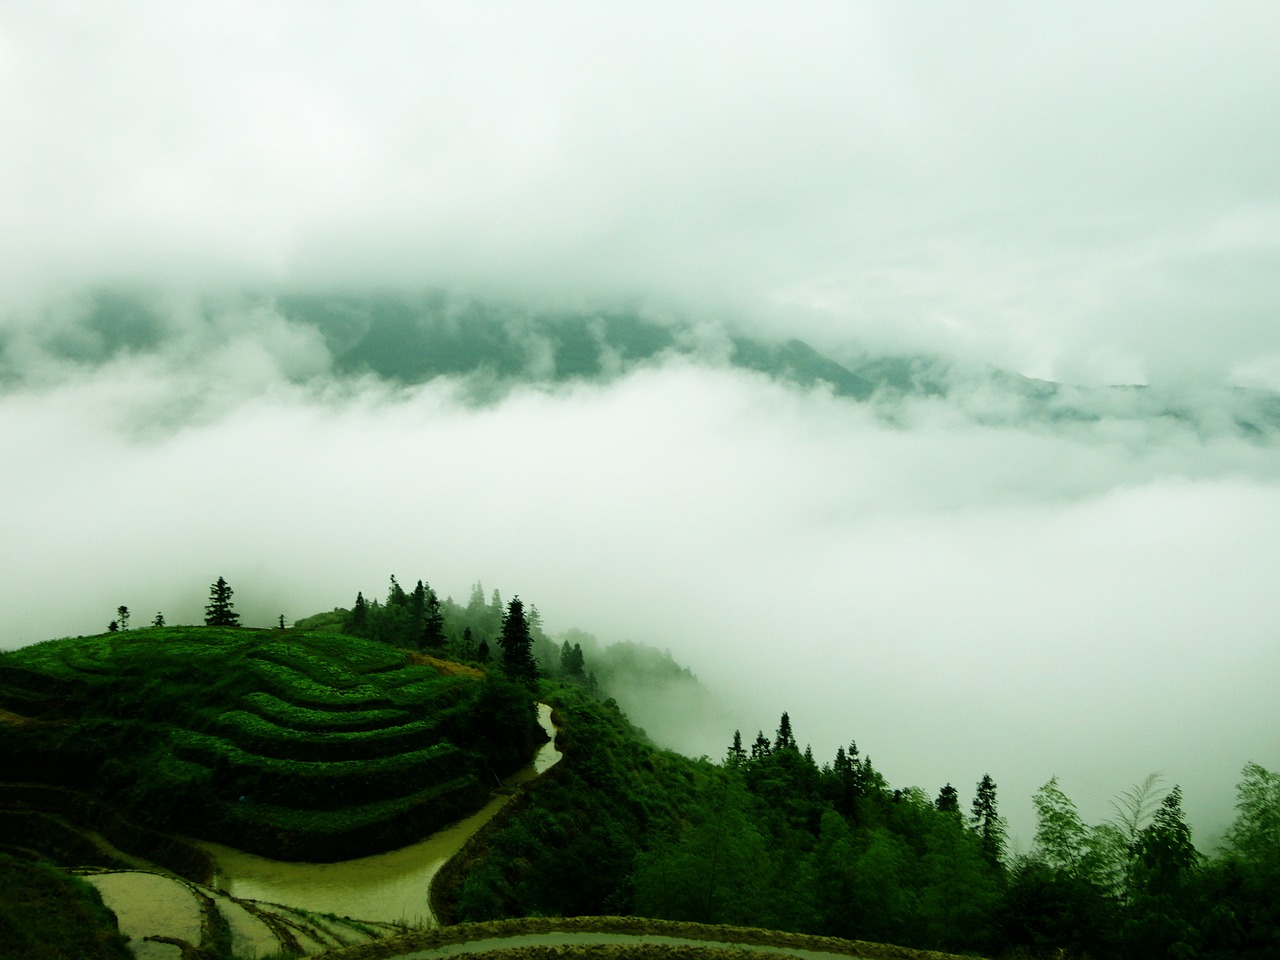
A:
421;585;446;651
498;596;539;683
726;730;747;767
936;783;961;815
116;606;130;630
204;577;240;627
387;575;408;608
559;640;586;679
347;592;369;636
1132;786;1197;896
774;712;797;752
971;774;1006;867
152;612;165;628
476;637;490;662
750;731;771;760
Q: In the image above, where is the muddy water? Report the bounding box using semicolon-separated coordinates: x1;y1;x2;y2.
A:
202;703;561;925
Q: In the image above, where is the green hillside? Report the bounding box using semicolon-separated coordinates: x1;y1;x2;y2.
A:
0;626;540;863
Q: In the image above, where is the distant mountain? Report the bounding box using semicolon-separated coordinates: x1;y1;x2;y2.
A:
8;290;1280;438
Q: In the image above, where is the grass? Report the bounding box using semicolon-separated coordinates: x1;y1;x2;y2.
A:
0;853;133;960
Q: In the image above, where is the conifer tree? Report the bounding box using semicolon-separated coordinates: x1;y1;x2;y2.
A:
559;640;586;679
750;731;771;760
498;596;539;682
774;712;797;752
116;606;130;630
204;576;240;627
726;730;747;767
387;575;408;608
970;774;1006;867
347;591;369;636
152;612;165;628
421;585;446;651
936;783;961;815
1132;786;1197;896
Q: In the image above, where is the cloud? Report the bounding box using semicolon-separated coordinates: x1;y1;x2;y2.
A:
2;0;1278;846
3;2;1279;381
3;338;1279;843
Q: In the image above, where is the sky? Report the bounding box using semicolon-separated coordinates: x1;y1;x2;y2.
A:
2;1;1279;847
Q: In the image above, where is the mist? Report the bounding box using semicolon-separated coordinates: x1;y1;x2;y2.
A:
3;2;1280;847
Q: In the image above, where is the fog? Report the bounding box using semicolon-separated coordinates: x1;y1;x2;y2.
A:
3;2;1279;846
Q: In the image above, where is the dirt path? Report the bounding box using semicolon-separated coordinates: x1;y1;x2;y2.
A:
315;916;990;960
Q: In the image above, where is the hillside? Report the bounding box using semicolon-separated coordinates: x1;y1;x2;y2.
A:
1;619;1276;960
0;626;541;863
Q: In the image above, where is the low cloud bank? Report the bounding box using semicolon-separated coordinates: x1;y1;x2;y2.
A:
2;317;1277;845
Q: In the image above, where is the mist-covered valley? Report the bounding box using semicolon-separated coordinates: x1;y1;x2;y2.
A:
3;0;1279;912
3;290;1279;853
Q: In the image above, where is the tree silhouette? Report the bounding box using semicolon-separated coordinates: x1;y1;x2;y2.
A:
116;606;130;630
774;712;797;752
936;783;961;815
421;585;446;651
971;773;1006;867
498;596;538;682
204;577;240;627
152;612;165;627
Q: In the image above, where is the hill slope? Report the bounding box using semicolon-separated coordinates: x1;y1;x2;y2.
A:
0;627;541;862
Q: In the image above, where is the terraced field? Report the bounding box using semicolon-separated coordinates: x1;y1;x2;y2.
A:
0;627;541;864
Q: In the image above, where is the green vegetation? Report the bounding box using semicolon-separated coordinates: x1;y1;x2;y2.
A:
0;625;541;862
2;575;1278;959
447;697;1280;959
0;853;132;960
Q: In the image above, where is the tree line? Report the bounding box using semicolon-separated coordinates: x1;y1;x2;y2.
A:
642;714;1279;957
454;694;1280;959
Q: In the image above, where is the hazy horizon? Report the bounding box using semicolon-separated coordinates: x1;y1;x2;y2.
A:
3;1;1279;849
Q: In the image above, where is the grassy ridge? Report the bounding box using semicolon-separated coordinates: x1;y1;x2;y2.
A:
0;626;540;863
0;853;133;960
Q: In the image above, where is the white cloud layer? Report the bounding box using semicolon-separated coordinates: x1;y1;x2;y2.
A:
2;1;1279;381
3;353;1279;843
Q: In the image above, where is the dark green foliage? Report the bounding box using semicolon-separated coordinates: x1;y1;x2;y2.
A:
498;597;539;683
450;686;701;922
1131;785;1197;899
0;853;133;960
421;585;447;651
774;711;796;752
971;773;1005;868
725;729;746;767
559;640;586;680
347;592;369;634
342;577;455;655
934;782;959;815
634;776;773;926
204;576;239;626
0;626;540;861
